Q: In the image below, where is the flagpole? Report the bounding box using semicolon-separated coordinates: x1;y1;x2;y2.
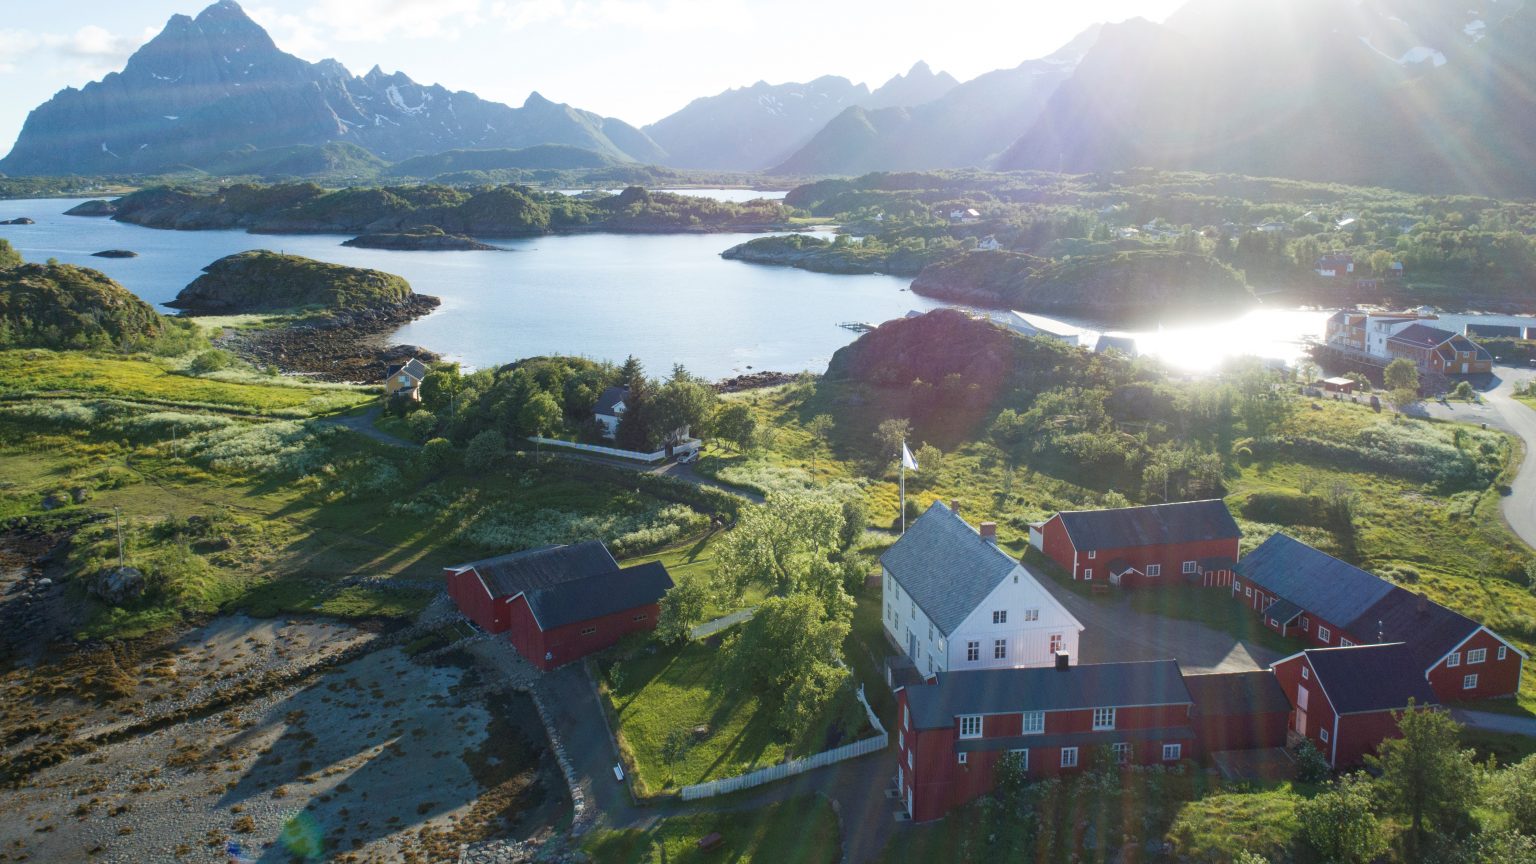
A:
900;438;907;534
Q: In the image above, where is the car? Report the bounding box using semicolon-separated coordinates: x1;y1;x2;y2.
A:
677;449;701;464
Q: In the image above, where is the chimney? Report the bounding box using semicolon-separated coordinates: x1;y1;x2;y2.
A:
979;522;997;543
1055;651;1070;671
950;499;961;514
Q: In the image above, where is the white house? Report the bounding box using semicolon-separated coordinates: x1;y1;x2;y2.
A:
880;501;1083;679
976;235;1002;252
593;385;628;439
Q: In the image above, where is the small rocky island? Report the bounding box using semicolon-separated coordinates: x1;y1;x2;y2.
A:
64;200;117;217
342;226;498;251
0;217;35;225
172;250;441;382
91;250;138;259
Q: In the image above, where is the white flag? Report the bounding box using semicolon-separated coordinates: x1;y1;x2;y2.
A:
901;441;919;471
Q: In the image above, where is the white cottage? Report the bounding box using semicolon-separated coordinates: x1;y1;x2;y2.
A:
593;385;628;439
880;501;1083;679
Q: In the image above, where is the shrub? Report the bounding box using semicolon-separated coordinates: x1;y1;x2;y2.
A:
464;429;507;472
1241;490;1328;527
1298;774;1386;864
405;410;439;442
1294;738;1331;783
184;420;330;477
187;349;235;375
417;437;455;474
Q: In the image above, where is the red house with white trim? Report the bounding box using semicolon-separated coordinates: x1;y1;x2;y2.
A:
895;657;1196;822
444;541;674;671
1183;670;1291;755
1271;643;1438;768
1234;534;1525;702
1031;500;1241;588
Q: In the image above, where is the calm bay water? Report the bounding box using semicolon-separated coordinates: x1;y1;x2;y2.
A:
3;196;1532;377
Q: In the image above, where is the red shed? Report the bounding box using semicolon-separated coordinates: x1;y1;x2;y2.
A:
1032;500;1240;588
1184;670;1291;755
1271;643;1437;768
444;542;674;671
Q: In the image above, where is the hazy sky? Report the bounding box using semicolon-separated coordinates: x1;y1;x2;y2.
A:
0;0;1188;155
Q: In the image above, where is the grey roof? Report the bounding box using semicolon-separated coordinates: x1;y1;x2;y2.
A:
1056;500;1240;551
523;561;673;630
1198;556;1236;571
452;541;619;598
1388;322;1457;349
879;501;1021;636
594;385;628;417
387;357;429;381
1299;644;1438;714
956;725;1195;754
1237;535;1481;665
1465;323;1523;339
905;660;1192;730
1184;671;1291;717
1263;598;1303;627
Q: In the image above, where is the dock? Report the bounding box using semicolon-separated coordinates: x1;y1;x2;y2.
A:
838;321;876;333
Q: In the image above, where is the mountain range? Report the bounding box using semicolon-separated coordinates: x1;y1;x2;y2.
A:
2;0;1534;195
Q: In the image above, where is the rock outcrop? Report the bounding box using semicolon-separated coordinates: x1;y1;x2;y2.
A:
64;200;118;217
169;251;424;315
342;227;498;252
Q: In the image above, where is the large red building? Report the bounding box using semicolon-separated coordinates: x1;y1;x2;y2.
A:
444;542;673;671
1183;670;1292;755
1235;534;1525;702
896;657;1197;822
1271;644;1438;767
1031;500;1241;588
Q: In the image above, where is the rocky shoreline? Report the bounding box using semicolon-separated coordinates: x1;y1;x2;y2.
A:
343;227;500;251
214;294;441;383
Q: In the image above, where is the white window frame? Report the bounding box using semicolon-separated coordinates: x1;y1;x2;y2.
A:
1049;634;1065;655
1340;638;1354;647
1499;646;1509;661
1320;727;1329;743
1447;651;1460;668
1182;560;1196;574
1083;568;1093;580
1302;617;1310;631
1024;608;1040;622
957;751;967;765
1301;666;1309;680
993;639;1007;660
1234;579;1241;590
1468;648;1487;665
1245;586;1253;597
959;715;983;739
1021;711;1044;735
1010;748;1029;771
1087;550;1096;560
992;610;1007;625
1146;564;1161;577
1092;707;1116;731
1060;747;1079;768
966;641;980;662
908;749;913;770
1317;626;1331;644
1464;674;1479;690
899;729;904;750
1111;742;1131;764
1162;743;1182;761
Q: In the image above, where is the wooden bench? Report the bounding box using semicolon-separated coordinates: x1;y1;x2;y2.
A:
697;832;724;852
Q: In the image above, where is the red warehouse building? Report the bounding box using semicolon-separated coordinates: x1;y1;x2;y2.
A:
1031;500;1241;588
1235;534;1525;702
444;542;673;671
896;657;1196;822
1183;670;1292;755
1271;643;1438;768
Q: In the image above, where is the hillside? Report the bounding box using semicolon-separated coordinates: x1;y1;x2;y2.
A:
385;145;615;178
0;1;663;176
169;251;420;314
0;261;165;349
198;142;387;179
910;249;1253;323
719;233;957;276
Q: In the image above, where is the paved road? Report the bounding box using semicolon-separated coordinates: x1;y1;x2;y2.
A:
1483;370;1536;550
1451;708;1536;737
320;404;418;448
546;450;765;504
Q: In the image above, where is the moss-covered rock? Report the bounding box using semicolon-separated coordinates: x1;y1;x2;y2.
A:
169;251;418;314
0;261;165;349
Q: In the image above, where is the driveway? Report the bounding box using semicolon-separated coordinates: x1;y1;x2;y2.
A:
1450;708;1536;737
547;450;765;503
321;404;418;448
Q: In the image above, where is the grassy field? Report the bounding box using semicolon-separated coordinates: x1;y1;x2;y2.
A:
582;795;841;864
600;635;870;795
1165;784;1309;862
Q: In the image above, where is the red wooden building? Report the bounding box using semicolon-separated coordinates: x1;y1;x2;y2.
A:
896;657;1197;822
1031;500;1241;588
1235;534;1525;702
1183;670;1291;755
1271;643;1438;768
444;542;673;671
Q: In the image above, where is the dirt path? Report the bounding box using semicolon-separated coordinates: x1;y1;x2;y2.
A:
318;405;418;448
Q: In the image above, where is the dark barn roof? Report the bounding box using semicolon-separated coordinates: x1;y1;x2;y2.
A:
524;561;673;629
1387;323;1457;350
452;542;620;597
1299;644;1438;714
1056;500;1240;551
594;385;628;416
880;501;1027;636
1185;671;1291;717
905;660;1191;730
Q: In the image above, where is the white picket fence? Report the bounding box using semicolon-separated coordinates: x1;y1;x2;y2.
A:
679;684;888;801
527;436;701;463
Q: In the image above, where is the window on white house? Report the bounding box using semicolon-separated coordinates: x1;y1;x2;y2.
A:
1468;648;1487;664
1083;568;1093;580
938;639;946;653
1092;708;1116;730
928;624;933;641
959;715;983;739
1087;550;1096;559
1464;674;1479;690
1499;646;1509;661
1318;627;1331;643
967;641;980;662
580;626;597;635
994;639;1007;660
1320;728;1329;743
1021;711;1044;734
1111;742;1131;764
1447;652;1461;667
1182;561;1197;574
1049;634;1065;654
910;601;915;617
1024;608;1040;622
1162;743;1182;761
1061;747;1079;768
1147;564;1161;577
957;751;967;765
993;610;1008;624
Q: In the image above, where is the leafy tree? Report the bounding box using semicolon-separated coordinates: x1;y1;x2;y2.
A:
518;391;562;439
417;437;456;474
1368;702;1480;855
649;376;716;443
0;238;20;269
988;409;1031;490
1487;754;1536;836
872;417;912;468
188;348;234;375
419;363;463;416
1344;371;1371;392
615;376;653;451
655;578;710;644
464;429;507;472
1236;365;1292;438
713;492;849;603
405;410;439;442
617;354;645;388
994;751;1030;809
1298;774;1387;864
838;498;868;551
711;403;756;452
1293;737;1331;783
1385;358;1421;412
806;414;835;467
720;593;851;735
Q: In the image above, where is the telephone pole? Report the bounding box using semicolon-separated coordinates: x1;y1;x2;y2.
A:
114;506;125;569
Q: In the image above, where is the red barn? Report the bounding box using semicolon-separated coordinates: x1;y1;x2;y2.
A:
444;542;674;671
895;656;1196;822
1184;670;1291;755
1271;644;1438;768
1235;534;1525;702
1031;500;1241;588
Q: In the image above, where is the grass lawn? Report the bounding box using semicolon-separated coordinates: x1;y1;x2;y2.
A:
0;350;372;415
621;533;767;621
583;795;841;864
601;636;870;795
1165;784;1309;863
